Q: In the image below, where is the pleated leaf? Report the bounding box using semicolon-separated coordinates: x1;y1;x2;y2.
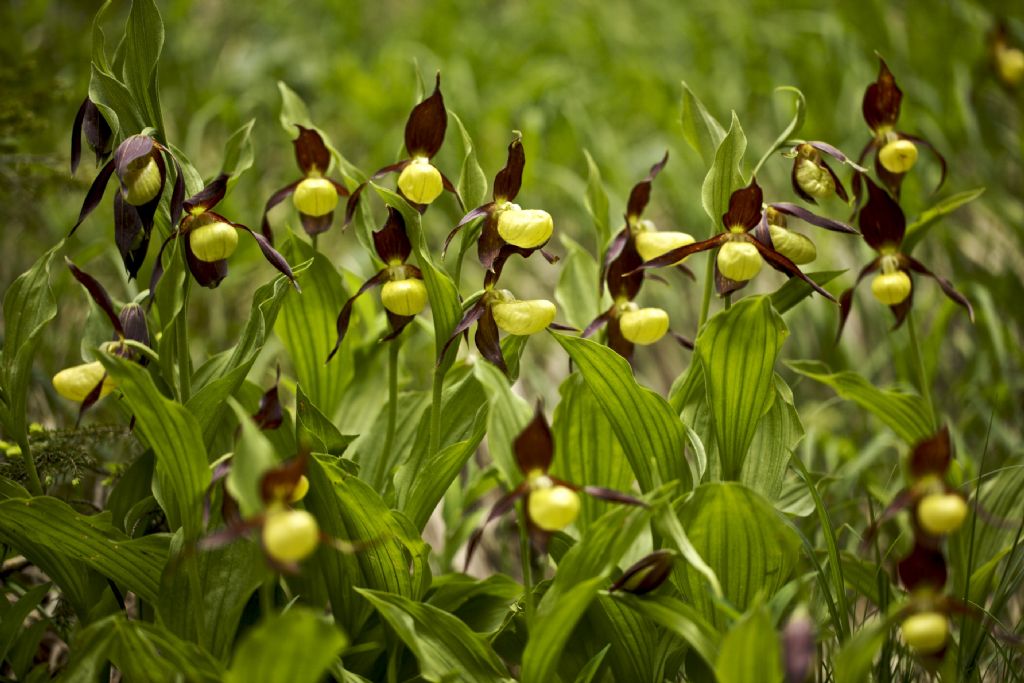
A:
701;111;746;226
715;606;783;683
225;608;347;683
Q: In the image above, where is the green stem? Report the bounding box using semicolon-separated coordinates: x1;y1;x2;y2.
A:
724;293;732;310
427;365;446;457
906;312;937;431
383;340;400;459
176;279;193;402
311;233;319;251
17;435;43;496
517;503;535;626
697;253;715;330
259;574;275;617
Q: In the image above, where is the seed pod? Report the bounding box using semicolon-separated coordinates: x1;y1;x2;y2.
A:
900;612;948;654
619;307;669;345
262;509;320;562
878;139;918;174
768;225;817;265
289;475;310;504
634;230;695;264
717;241;762;282
528;484;581;531
492;298;556;336
871;271;912;305
398;158;444;205
794;158;836;201
121;156;164;206
189;220;239;262
916;493;968;536
497;207;554;249
52;361;115;402
381;279;428;316
292;177;339;217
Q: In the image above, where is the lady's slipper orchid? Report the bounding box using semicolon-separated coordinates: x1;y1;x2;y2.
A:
260;126;350;241
465;405;644;568
992;23;1024;87
70;96;113;175
836;178;972;339
327;207;426;362
150;174;298;292
609;550;675;595
71;133;185;279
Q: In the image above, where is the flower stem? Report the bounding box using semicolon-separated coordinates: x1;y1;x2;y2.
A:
517;503;535;626
17;435;43;496
427;366;446;456
176;279;193;402
906;312;937;431
697;253;715;330
724;293;732;310
383;339;400;459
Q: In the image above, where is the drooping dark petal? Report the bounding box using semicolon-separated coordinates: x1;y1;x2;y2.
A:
76;370;110;427
862;57;903;132
909;426;952;479
443;203;494;257
752;210;773;247
185;233;230;289
609;550;674;595
582;486;645;506
897;542;947;592
475;305;507;373
859;177;906;250
582;307;614;338
513;402;554;475
404;72;447;158
82;99;113;166
70;97;89;175
113;135;155;177
607;317;634;361
372;206;412;263
113;193;150;279
438;170;465;211
478;212;505;271
626;150;669;221
750;239;837;302
464;482;529;571
293;125;331;175
808;140;851;164
66;257;125;337
835;260;879;341
493;135;526;202
888;281;914;330
601;228;630;284
439;299;488;363
636;233;728;273
235;223;300;292
329;178;350;198
326;269;390;363
770;203;858;234
260;180;300;242
183;173;229;213
166;149;185;229
299;211;333;236
824;161;850;203
71;158;116;234
714;259;749;297
381;310;415;342
900;133;948;194
606;236;644;300
903;256;974;321
252;367;283;431
260;451;309;504
669;330;695;350
722;177;764;231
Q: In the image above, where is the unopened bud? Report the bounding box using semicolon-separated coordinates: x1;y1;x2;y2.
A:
634;230;695;264
52;361;115;402
900;612;948;655
871;271;912;305
528;484;580;531
794;158;836;200
262;509;320;562
398;157;444;205
189;220;239;262
878;139;918;174
717;241;762;282
610;550;674;595
292;177;339;217
619;307;669;345
381;278;428;316
492;298;556;336
122;156;163;206
916;493;968;536
497;206;554;249
769;225;817;265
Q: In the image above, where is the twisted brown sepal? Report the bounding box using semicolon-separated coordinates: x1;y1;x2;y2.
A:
862;57;903;133
405;72;447;159
609;549;674;595
474;305;507;373
626;151;669;222
260;180;300;242
722;177;764;231
71;97;113;175
898;542;947;592
607;316;635;361
252;366;283;431
463;482;529;571
373;207;412;263
326;269;390;363
770;203;858;234
439;298;488;366
836;258;881;342
183;173;229;213
859;177;906;250
750;238;837;302
634;233;727;273
66;258;125;338
493;135;525;202
293;125;331;175
605;232;644;300
513;402;553;475
442;204;494;257
76;368;111;428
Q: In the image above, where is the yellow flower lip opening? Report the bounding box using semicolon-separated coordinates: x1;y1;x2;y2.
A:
871;271;912;305
497;206;553;249
52;361;115;402
769;225;817;265
717;240;762;282
122;156;162;206
398;157;443;205
189;221;238;262
528;484;580;532
619;307;669;345
916;492;968;536
262;509;320;563
878;139;918;174
381;278;428;316
292;177;339;217
900;612;948;654
492;298;556;336
634;230;696;264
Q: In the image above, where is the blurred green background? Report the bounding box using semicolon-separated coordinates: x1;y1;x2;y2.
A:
2;0;1022;475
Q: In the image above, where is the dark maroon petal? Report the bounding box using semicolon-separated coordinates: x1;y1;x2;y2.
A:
293;125;331;175
326;269;390;363
371;159;413;180
404;72;447;158
862;57;903;132
260;180;300;242
635;233;728;272
513;402;554;475
606;236;644;300
300;211;333;236
904;256;974;322
752;210;773;247
166;151;185;229
76;371;110;426
609;550;674;595
824;161;850;203
113;193;150;279
607;317;634;361
438;170;465;211
714;259;749;297
185;234;229;289
381;311;415;341
329;178;350;198
836;258;881;342
70;97;89;175
443;203;494;257
478;212;504;271
439;299;488;364
252;368;283;431
888;283;914;330
582;308;614;338
722;177;764;231
669;330;694;350
66;257;125;337
114;135;155;178
83;100;113;165
909;426;952;479
808;140;851;163
343;182;369;228
750;239;837;302
372;206;412;263
858;176;906;250
626;150;669;220
900;133;948;194
582;486;645;506
601;228;630;285
475;305;507;373
464;483;529;571
183;173;229;213
770;203;858;234
235;224;300;291
897;542;947;592
493;136;526;202
71;159;116;234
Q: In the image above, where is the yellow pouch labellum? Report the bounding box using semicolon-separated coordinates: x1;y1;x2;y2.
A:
289;475;310;504
635;231;696;264
492;299;556;336
52;361;115;402
398;158;443;205
878;139;918;174
997;47;1024;86
916;493;968;536
528;485;581;531
900;612;948;654
769;225;817;265
262;509;320;563
794;158;836;200
381;279;428;316
717;241;762;282
189;221;238;262
619;307;669;345
292;177;339;216
497;208;554;249
122;156;162;206
871;271;912;305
